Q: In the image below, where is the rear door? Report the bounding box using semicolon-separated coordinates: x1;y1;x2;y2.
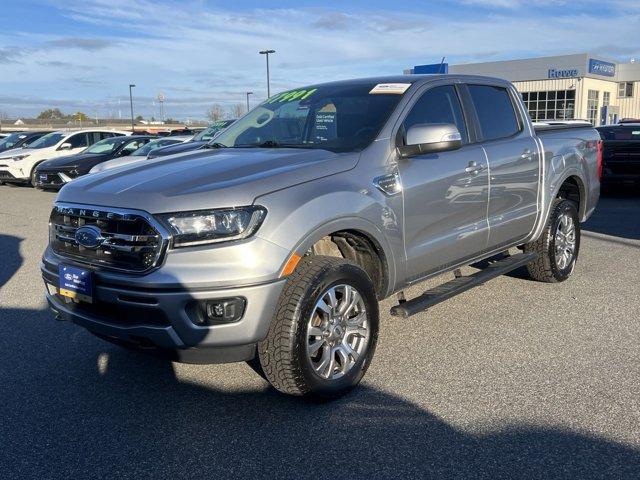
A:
398;83;490;281
466;84;540;248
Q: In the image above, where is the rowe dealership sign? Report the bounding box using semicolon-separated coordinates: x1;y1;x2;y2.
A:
548;58;616;79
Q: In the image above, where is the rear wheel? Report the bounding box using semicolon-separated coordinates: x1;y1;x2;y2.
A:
524;199;580;282
257;256;379;398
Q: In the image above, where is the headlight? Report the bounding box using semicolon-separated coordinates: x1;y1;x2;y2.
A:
157;206;266;247
11;154;30;161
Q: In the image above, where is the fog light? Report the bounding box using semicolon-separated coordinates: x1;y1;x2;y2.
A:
198;297;246;325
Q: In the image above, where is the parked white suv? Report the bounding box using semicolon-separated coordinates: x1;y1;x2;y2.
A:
0;129;130;185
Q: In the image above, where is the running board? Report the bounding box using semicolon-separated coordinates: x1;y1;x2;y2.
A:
390;252;538;318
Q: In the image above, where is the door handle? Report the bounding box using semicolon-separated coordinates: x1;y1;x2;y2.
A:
465;161;485;174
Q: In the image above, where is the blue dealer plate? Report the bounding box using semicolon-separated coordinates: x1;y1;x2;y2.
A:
58;265;93;303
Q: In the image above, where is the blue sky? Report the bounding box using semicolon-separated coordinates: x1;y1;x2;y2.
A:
0;0;638;120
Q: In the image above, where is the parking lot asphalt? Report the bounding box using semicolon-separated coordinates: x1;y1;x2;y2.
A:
0;184;639;479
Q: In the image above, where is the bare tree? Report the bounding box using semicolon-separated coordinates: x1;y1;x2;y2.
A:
232;103;245;119
206;104;224;121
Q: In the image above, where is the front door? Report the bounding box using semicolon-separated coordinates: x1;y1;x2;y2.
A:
398;84;490;281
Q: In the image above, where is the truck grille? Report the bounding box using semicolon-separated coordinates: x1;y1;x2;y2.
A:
49;204;168;273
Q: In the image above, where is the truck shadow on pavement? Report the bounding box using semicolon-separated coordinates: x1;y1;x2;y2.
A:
0;234;23;289
582;189;640;241
1;306;639;479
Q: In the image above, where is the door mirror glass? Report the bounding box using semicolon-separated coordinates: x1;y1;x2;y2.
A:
398;123;462;158
59;142;72;150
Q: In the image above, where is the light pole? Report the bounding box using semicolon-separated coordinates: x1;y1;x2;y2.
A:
259;50;275;98
246;91;253;113
128;84;136;132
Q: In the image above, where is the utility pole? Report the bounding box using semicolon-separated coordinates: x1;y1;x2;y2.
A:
246;91;253;113
259;50;275;98
129;84;136;132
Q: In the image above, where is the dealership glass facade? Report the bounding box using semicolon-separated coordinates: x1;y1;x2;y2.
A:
587;90;599;125
521;90;575;121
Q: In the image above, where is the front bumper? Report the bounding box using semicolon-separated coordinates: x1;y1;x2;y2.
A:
0;169;28;183
34;171;71;190
41;251;287;364
0;163;29;182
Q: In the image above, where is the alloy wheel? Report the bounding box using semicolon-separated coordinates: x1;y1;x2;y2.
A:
554;212;576;270
306;284;369;380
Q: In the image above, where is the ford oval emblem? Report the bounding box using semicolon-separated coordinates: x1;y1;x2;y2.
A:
74;225;104;249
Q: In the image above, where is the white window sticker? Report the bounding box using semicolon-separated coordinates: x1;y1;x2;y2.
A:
369;83;411;95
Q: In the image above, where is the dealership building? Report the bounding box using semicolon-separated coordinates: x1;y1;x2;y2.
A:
407;53;640;126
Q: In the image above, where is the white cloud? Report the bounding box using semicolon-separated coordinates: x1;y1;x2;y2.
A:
0;0;638;119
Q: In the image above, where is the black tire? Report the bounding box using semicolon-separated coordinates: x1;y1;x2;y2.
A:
524;199;580;283
29;166;38;187
257;255;379;399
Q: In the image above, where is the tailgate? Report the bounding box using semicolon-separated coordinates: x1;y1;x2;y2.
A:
602;140;640;176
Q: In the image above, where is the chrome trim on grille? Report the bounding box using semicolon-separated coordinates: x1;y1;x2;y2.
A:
49;202;171;274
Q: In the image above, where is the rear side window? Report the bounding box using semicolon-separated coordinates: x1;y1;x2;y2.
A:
402;85;468;144
468;85;520;141
67;133;89;148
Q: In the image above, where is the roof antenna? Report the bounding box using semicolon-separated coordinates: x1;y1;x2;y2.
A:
439;57;446;74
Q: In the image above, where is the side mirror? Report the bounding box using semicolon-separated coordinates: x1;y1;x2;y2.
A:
120;150;132;157
59;142;72;150
398;123;462;158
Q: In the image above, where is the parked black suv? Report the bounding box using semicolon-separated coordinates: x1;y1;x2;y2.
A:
597;123;640;189
34;135;155;190
0;131;50;153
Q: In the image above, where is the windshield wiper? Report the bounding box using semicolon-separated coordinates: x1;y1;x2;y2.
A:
236;140;314;149
203;142;228;149
248;140;280;148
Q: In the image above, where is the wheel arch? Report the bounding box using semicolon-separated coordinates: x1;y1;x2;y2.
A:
554;173;586;221
291;218;395;299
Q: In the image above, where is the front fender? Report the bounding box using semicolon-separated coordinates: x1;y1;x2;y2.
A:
254;175;403;298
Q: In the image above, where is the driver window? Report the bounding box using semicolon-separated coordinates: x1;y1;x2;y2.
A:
403;85;468;144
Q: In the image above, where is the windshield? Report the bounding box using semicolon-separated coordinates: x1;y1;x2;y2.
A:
27;132;65;149
131;138;181;156
0;132;28;150
213;82;409;152
598;126;640;140
193;120;235;142
83;137;123;154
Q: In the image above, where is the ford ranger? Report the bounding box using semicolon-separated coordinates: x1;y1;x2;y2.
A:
41;75;601;398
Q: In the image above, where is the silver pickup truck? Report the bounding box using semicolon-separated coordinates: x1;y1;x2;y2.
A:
41;75;601;398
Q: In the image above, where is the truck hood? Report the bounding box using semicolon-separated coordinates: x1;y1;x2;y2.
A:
57;147;357;213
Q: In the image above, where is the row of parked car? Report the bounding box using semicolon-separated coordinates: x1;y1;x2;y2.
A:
0;119;235;190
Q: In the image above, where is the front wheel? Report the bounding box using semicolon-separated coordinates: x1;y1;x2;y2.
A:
524;199;580;283
258;256;379;399
30;166;39;187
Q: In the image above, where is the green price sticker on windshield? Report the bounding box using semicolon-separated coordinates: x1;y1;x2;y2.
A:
265;88;317;105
